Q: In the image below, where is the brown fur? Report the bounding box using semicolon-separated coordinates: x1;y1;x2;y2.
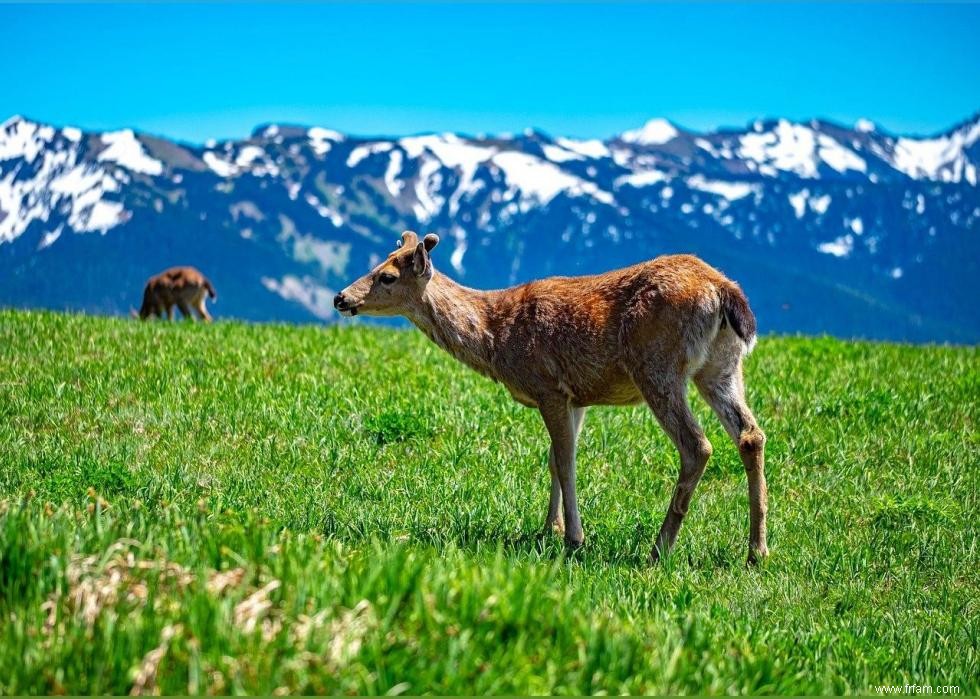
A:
336;231;768;564
136;266;216;322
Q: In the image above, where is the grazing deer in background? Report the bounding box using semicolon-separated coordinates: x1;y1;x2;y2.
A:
136;266;217;322
335;231;768;564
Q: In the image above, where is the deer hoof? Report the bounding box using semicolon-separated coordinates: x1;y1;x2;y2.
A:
747;545;769;566
649;543;668;565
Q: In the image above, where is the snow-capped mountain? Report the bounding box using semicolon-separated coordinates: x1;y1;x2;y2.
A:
1;112;978;341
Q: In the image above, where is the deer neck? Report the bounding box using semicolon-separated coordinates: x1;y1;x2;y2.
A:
407;272;497;377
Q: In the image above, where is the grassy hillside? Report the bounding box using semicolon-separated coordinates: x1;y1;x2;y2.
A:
0;310;977;695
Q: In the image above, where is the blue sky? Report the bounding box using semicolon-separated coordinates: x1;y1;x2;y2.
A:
2;3;978;143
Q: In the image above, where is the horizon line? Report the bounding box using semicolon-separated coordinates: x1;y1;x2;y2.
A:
4;110;979;147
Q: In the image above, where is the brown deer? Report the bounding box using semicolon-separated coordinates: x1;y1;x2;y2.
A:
334;231;768;564
135;266;217;322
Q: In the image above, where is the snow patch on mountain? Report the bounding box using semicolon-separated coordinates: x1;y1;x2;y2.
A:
412;157;445;222
347;142;393;168
890;121;980;184
1;140;127;243
203;152;236;178
291;235;350;276
97;130;163;175
817;234;854;257
217;144;279;177
38;225;63;249
50;164;125;232
261;275;336;320
819;138;867;174
789;190;808;218
492;151;614;206
541;144;584;162
788;190;833;218
304;193;344;227
855;119;876;133
0;116;54;163
400;134;494;169
738;120;865;177
234;145;265;168
615;170;669;188
686;175;757;201
447;225;468;274
811;194;832;214
0;170;44;242
397;134;613;214
555;137;610;159
77;199;126;233
695;138;735;160
621;119;678;146
308;127;344;156
385;150;404;196
403;135;495;216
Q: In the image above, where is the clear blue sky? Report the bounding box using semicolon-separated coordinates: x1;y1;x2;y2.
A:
2;3;978;143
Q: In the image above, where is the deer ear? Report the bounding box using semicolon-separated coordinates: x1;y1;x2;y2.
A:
412;242;429;276
422;233;440;252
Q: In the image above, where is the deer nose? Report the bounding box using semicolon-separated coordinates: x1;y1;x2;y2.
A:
333;293;346;309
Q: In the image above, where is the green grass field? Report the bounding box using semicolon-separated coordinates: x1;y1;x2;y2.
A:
0;309;977;695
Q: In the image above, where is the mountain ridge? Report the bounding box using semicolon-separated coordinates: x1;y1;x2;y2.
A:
1;112;978;341
7;111;979;147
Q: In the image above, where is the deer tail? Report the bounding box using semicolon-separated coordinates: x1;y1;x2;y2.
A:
720;282;757;353
204;278;217;301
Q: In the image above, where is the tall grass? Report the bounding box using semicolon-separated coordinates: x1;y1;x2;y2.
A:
0;310;977;694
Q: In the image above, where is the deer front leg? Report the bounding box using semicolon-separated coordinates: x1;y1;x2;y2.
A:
544;446;564;535
542;407;588;536
539;399;584;550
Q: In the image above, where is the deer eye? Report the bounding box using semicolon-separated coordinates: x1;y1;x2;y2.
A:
379;272;398;286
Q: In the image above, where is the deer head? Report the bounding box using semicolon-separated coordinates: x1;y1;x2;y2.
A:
334;231;440;317
136;286;156;320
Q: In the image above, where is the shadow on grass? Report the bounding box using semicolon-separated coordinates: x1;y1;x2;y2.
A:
441;522;746;571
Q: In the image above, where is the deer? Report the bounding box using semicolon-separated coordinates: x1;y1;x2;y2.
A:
334;231;768;564
135;266;217;322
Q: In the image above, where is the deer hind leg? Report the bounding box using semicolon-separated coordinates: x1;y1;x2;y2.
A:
694;333;768;564
194;291;213;323
631;367;712;563
544;406;587;536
